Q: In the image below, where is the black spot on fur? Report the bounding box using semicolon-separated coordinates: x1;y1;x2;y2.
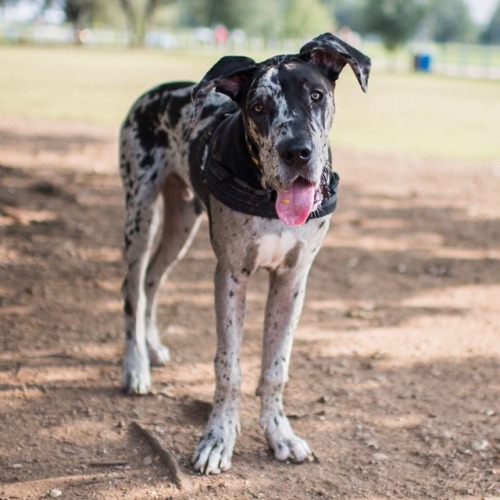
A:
155;129;168;148
134;113;159;153
122;160;131;177
199;104;223;121
124;299;132;317
167;95;187;126
140;153;154;169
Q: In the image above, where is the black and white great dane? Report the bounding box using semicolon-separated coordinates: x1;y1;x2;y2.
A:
119;32;371;474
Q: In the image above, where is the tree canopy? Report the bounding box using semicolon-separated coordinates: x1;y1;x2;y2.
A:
426;0;476;43
362;0;426;51
481;1;500;44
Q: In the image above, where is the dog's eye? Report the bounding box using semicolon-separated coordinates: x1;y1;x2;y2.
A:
252;103;264;114
311;91;323;103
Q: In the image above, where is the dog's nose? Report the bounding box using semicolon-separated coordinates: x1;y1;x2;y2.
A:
279;140;312;167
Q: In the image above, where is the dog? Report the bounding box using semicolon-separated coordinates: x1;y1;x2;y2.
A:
119;32;371;474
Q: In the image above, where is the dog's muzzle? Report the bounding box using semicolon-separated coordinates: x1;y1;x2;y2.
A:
204;151;339;225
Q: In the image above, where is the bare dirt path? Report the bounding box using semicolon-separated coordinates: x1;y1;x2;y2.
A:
0;118;499;499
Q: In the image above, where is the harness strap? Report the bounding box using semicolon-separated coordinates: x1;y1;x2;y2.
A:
204;155;339;220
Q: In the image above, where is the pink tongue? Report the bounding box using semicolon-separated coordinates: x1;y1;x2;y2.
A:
275;178;316;226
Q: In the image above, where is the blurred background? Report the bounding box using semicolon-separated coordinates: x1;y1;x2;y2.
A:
0;0;499;163
1;0;500;66
1;0;500;50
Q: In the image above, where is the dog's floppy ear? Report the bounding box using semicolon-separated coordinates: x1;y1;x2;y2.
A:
192;55;257;124
300;33;371;92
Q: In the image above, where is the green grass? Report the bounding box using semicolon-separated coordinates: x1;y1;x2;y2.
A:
1;45;498;163
0;45;221;125
333;70;500;163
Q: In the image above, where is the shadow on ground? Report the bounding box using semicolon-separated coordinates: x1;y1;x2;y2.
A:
0;133;499;499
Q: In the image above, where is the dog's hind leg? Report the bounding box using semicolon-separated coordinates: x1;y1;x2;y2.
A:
121;172;202;394
144;173;203;366
121;189;160;395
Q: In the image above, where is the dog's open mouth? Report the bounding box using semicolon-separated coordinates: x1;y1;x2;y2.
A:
275;177;318;226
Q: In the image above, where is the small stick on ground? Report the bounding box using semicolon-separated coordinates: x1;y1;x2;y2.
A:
131;421;183;489
88;459;129;467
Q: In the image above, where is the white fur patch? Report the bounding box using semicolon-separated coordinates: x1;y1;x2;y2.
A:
255;232;298;270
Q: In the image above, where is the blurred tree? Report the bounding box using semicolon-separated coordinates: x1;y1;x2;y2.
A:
64;0;100;33
363;0;426;50
118;0;174;46
204;0;244;28
426;0;475;42
241;0;283;39
28;0;170;45
481;1;500;44
179;0;331;38
282;0;333;37
179;0;253;29
177;0;208;27
5;0;332;41
322;0;366;33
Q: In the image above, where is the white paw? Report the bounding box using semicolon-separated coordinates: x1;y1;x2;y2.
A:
271;433;314;462
147;342;171;366
192;438;232;475
121;344;151;395
192;419;239;475
261;415;315;463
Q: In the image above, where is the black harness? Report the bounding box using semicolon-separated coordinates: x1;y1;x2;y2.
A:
202;112;339;221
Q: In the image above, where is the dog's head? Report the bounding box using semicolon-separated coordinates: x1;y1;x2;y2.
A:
192;33;371;226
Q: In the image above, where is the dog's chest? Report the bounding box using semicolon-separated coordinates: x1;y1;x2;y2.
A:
254;232;300;270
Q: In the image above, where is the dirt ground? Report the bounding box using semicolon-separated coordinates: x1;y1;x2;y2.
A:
0;116;499;500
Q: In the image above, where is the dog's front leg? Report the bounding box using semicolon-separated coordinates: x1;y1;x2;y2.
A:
192;264;248;474
257;268;315;463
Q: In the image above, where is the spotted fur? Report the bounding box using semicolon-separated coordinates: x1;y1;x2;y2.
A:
244;61;335;198
119;33;370;474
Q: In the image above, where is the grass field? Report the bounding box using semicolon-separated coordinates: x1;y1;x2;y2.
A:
1;44;499;163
